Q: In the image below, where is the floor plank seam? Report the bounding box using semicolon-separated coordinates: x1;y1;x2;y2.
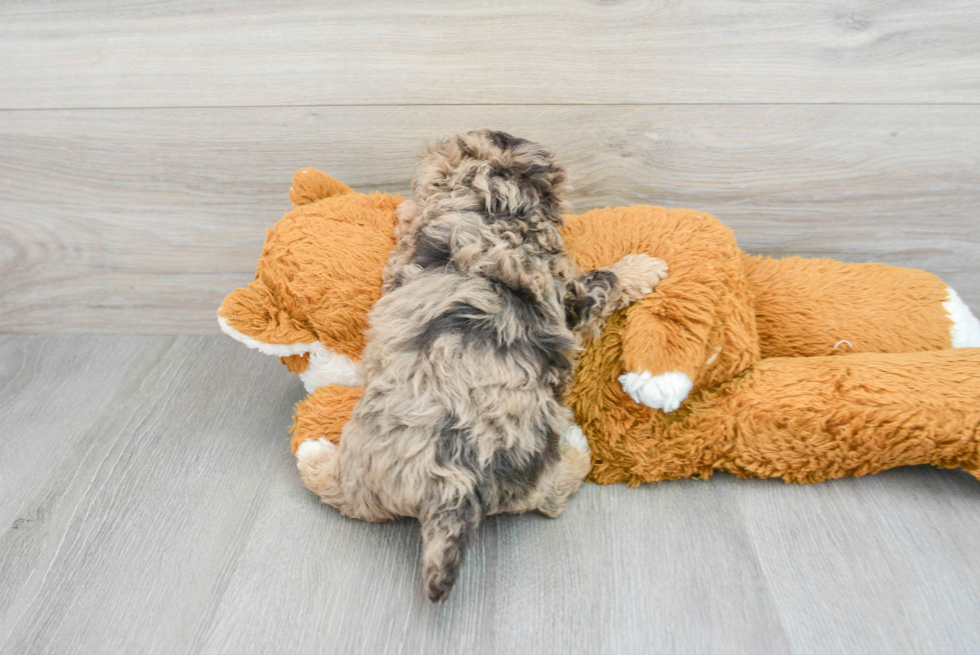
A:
4;101;980;112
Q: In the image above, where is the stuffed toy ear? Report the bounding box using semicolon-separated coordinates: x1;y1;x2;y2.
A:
289;168;353;206
219;277;365;393
218;279;319;355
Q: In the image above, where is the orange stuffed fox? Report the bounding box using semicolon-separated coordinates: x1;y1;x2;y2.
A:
220;168;980;486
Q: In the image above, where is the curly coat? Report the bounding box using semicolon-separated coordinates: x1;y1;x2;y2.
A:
301;130;667;602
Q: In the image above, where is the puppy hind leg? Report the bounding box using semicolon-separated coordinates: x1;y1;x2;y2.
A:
296;438;394;523
296;437;346;507
536;425;592;518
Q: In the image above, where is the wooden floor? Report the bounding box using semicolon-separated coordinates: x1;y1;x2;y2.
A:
0;335;978;655
3;1;980;653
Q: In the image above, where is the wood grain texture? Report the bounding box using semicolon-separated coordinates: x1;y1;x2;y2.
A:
734;473;980;654
1;0;979;108
2;104;978;334
1;336;979;654
0;336;307;654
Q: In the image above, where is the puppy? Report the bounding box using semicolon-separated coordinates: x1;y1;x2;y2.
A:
299;130;668;602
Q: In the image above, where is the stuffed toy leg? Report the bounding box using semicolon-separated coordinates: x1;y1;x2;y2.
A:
289;343;980;485
571;314;980;485
563;207;980;414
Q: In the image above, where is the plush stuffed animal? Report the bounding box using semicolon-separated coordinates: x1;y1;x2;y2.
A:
220;169;980;486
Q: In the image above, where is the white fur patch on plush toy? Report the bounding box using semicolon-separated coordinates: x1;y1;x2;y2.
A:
944;287;980;348
218;315;361;390
298;348;362;392
218;315;312;357
560;425;590;454
619;371;694;413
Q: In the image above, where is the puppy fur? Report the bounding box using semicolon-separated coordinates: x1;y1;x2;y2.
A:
299;130;668;602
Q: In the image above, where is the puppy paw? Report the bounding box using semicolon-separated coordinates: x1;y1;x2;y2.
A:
295;437;348;506
608;254;669;302
619;371;693;413
559;424;590;455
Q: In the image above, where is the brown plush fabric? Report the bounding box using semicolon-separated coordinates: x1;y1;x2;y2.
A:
220;170;953;370
279;354;309;374
222;169;978;486
570;314;980;485
292;331;980;485
564;206;761;390
745;255;952;357
291;385;363;452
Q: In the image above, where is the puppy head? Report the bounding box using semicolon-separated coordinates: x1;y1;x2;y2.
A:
412;130;568;223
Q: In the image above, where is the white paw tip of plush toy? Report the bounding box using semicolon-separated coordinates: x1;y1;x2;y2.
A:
560;425;590;454
619;371;694;414
944;287;980;348
295;437;336;473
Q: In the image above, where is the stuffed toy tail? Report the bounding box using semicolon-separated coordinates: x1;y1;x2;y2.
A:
420;497;480;603
744;255;972;356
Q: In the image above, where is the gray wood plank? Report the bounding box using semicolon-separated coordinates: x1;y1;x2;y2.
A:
0;335;174;625
0;336;306;654
2;105;979;334
197;474;793;654
734;469;980;655
0;335;159;527
1;0;979;108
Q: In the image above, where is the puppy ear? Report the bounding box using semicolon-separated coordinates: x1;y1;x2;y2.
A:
393;199;421;244
420;496;480;603
381;200;425;293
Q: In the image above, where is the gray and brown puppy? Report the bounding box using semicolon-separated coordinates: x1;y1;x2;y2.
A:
299;130;668;602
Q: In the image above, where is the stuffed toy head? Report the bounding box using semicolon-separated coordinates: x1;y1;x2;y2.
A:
219;169;399;391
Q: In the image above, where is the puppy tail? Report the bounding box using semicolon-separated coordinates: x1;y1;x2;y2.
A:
420;496;480;603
